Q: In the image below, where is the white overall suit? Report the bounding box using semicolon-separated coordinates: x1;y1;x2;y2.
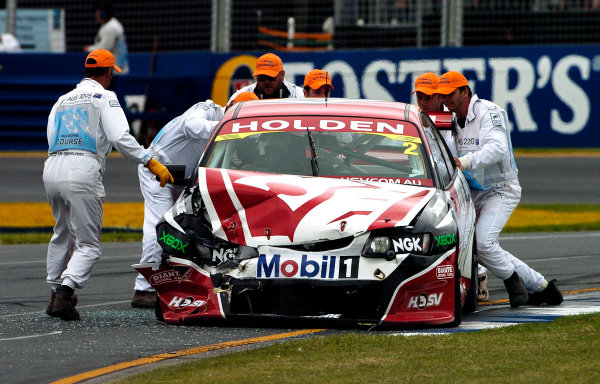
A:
454;94;545;293
44;78;151;290
135;100;224;292
228;80;304;105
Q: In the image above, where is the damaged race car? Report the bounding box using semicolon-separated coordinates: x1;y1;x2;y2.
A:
134;98;477;327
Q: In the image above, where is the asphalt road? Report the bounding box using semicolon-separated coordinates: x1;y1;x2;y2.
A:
0;154;599;204
1;233;599;384
0;153;599;384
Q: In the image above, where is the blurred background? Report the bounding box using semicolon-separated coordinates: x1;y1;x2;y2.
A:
1;0;599;149
4;0;600;51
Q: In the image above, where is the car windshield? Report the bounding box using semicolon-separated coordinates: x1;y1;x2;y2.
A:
203;115;433;186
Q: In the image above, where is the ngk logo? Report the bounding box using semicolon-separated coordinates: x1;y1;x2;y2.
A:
407;292;443;310
392;237;422;253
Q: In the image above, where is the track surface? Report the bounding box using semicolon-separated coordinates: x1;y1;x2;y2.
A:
1;234;599;384
0;154;599;204
1;153;599;384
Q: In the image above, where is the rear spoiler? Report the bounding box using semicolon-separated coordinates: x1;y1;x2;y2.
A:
424;111;453;130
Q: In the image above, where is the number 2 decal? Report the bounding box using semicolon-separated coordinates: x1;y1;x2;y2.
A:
403;142;418;155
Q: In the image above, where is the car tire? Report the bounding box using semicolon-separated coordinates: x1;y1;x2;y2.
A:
155;296;165;322
462;235;478;314
449;256;464;327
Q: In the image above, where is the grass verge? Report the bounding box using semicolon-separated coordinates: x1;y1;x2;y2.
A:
1;203;599;244
0;231;142;245
114;313;600;384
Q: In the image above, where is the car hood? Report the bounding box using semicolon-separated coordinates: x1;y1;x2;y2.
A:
198;168;435;247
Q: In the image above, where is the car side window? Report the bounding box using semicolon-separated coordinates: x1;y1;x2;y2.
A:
421;113;453;188
430;124;457;178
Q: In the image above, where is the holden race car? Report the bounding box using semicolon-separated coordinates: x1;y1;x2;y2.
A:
134;98;477;327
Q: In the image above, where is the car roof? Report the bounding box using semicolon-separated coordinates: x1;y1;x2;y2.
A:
226;98;422;125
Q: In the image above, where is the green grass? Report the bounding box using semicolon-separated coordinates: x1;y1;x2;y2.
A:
503;222;600;233
114;313;600;384
0;231;142;245
518;204;600;212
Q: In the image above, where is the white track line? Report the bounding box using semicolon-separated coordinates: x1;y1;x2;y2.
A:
1;300;131;319
0;331;62;341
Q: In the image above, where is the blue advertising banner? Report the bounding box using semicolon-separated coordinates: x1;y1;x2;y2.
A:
210;46;600;148
1;45;599;149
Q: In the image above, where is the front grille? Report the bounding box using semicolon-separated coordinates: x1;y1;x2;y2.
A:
228;280;384;319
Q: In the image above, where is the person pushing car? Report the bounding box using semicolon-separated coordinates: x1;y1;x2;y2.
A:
434;70;563;308
413;71;490;301
132;92;259;308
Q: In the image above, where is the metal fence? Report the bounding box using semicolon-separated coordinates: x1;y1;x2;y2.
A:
3;0;600;52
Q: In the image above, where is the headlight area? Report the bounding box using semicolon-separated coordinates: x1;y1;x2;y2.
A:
155;184;249;267
363;192;459;258
362;230;432;259
156;215;258;269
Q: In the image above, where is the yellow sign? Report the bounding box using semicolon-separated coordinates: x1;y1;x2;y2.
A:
211;55;257;106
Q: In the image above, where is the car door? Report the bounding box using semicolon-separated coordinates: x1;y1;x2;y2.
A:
421;113;475;273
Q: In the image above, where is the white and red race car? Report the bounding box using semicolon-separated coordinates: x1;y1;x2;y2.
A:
135;98;477;327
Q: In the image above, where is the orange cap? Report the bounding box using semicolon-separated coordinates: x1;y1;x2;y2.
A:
253;53;283;77
411;72;439;95
435;71;469;95
85;49;121;72
233;91;259;103
226;91;259;110
303;69;334;90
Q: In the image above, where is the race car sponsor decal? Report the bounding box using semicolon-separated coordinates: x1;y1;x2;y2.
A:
199;168;435;247
436;265;454;279
218;116;421;139
167;295;208;309
407;292;444;310
256;254;359;279
158;231;189;253
434;233;456;247
337;176;434;187
149;270;182;285
392;236;423;253
212;247;238;264
149;268;193;286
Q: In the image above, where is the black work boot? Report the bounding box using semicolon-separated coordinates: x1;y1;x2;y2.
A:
528;279;563;306
51;286;80;321
131;290;157;308
46;290;78;317
503;271;529;308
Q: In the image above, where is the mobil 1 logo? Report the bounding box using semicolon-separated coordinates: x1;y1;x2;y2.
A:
339;256;359;279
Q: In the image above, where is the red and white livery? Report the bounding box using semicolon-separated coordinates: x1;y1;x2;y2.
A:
135;98;477;327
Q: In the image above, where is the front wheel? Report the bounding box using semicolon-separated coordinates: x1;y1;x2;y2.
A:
155;295;165;322
463;238;478;314
449;263;464;327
